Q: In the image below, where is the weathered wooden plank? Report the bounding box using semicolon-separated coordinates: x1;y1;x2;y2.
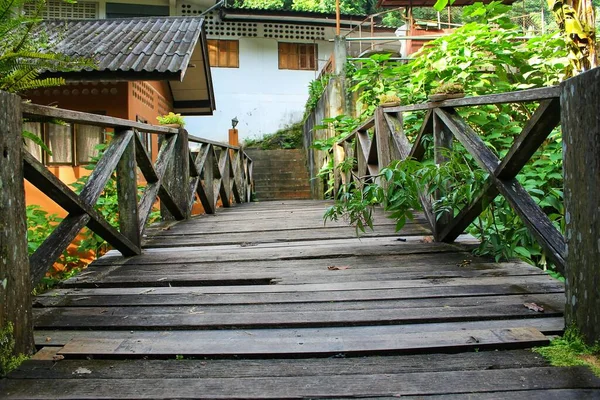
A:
561;67;600;344
22;102;176;134
33;293;564;330
42;273;559;296
79;130;134;206
34;317;565;348
3;367;598;399
116;128;141;249
215;148;230;207
433;111;453;239
35;280;563;308
398;389;600;400
8;350;551;379
0;91;34;355
160;128;191;220
384;86;560;113
133;132;158;183
94;236;478;267
53;327;549;357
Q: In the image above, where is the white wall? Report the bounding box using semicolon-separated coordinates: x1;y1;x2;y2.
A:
185;37;334;143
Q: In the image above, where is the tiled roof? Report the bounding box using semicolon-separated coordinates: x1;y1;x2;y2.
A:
41;17;205;79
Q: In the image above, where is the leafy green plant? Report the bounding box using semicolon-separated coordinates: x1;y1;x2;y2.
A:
0;323;28;377
431;82;465;95
323;2;568;271
0;0;93;93
156;112;185;127
305;74;331;117
378;93;401;104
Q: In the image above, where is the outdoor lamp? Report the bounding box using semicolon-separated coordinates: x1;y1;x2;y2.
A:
231;117;239;129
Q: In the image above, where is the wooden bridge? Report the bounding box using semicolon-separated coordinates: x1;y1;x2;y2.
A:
1;69;600;398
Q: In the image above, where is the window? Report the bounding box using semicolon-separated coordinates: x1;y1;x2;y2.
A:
278;43;317;71
23;122;104;166
105;3;169;18
207;40;239;68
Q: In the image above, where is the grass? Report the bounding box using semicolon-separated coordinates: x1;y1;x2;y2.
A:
534;326;600;377
243;122;304;150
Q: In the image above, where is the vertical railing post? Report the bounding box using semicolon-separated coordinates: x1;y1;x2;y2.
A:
560;67;600;345
0;91;34;357
433;110;453;240
160;128;191;221
116;129;141;249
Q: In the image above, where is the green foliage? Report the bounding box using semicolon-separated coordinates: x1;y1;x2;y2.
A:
326;3;568;269
305;74;330;117
0;0;93;93
0;323;29;377
244;122;304;149
70;141;120;257
430;82;464;95
26;205;83;293
310;115;360;197
534;327;600;376
156;112;185;127
232;0;374;15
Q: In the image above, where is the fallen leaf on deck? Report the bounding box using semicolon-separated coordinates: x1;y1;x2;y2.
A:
45;337;52;342
524;302;544;312
328;266;350;270
420;236;434;243
52;355;64;361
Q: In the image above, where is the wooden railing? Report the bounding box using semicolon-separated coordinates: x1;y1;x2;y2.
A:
20;103;254;285
329;68;600;344
333;86;565;273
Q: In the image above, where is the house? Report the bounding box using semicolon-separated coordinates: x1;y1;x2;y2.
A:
23;16;215;216
26;0;372;141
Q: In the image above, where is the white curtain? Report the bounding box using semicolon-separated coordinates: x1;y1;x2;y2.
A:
22;122;43;162
47;123;72;164
76;124;103;164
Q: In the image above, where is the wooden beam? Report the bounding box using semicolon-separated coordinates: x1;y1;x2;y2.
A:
384;86;560;113
23;152;141;262
435;108;565;272
22;103;175;135
0;91;34;356
116;129;141;249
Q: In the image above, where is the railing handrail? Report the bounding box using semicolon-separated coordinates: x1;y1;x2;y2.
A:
19;103;254;285
336;86;560;145
332;85;565;274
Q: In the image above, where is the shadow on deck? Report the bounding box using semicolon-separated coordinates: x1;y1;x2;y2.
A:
2;200;600;399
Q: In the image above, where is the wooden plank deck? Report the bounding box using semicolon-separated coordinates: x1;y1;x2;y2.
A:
2;200;600;399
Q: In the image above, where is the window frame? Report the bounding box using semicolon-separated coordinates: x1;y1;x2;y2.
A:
23;119;106;167
278;42;317;71
207;39;240;68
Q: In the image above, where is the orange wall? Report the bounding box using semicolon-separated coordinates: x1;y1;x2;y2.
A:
25;82;129;217
26;80;208;217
